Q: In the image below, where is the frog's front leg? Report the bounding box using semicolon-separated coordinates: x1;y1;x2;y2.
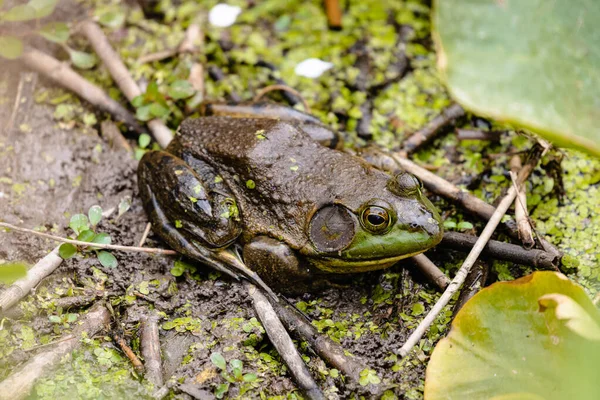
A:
243;236;334;295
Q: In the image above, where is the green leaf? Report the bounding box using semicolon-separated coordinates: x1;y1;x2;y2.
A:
76;229;95;242
92;233;111;245
68;49;97;70
29;0;58;19
433;0;600;157
170;260;192;277
48;315;62;323
88;205;103;226
149;102;170;118
138;133;151;149
66;313;78;323
131;95;145;108
215;383;229;399
58;243;77;259
0;36;23;60
2;4;37;21
210;352;227;370
98;9;125;29
0;261;28;284
97;251;117;268
136;104;153;121
242;373;257;382
38;22;69;43
145;81;161;102
69;214;89;235
167;80;195;100
425;271;600;400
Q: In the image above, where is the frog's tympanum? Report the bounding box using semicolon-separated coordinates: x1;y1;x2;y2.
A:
138;105;443;294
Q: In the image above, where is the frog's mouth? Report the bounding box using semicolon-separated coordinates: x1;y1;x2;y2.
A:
308;250;426;273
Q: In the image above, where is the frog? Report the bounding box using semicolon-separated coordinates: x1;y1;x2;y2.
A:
138;103;443;295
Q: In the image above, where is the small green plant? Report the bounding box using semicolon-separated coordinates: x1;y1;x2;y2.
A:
59;205;118;268
131;80;196;123
210;352;258;399
48;311;78;328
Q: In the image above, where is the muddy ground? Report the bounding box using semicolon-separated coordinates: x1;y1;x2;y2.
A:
1;0;599;399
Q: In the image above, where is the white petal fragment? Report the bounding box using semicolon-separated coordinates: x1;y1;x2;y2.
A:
209;4;242;28
294;58;334;78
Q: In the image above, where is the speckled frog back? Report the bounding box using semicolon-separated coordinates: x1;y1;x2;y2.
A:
171;116;392;251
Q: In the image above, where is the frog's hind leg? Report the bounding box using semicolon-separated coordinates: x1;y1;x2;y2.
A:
138;151;277;298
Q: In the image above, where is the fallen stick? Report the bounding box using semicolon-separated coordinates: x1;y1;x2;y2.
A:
140;313;164;387
19;48;143;133
440;232;559;269
0;303;110;400
114;332;144;374
401;103;465;154
0;246;62;312
245;282;324;400
456;128;501;142
451;260;489;317
411;254;450;291
324;0;342;29
100;120;133;153
0;222;176;256
397;164;534;357
78;20;173;148
510;155;535;248
271;300;366;384
253;84;311;114
138;222;152;247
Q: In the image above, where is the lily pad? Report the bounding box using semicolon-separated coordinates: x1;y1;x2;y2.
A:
433;0;600;157
425;272;600;400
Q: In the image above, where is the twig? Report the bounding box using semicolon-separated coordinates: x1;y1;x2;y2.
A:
100;120;133;153
397;164;534;357
137;19;202;64
78;20;173;148
137;49;177;64
114;332;144;374
510;155;535;248
6;72;36;134
271;300;366;385
19;48;143;133
440;232;559;269
411;254;450;291
0;246;62;312
245;282;324;400
324;0;342;29
0;222;177;256
401;103;465;154
140;313;163;387
253;84;311;114
138;222;152;247
451;260;489;317
456;129;501;142
0;303;110;400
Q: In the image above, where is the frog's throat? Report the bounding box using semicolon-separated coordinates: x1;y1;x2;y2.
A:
308;250;425;273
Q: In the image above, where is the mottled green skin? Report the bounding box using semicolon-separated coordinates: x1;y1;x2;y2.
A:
138;116;442;291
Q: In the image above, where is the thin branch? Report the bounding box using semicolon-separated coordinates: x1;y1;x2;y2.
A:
114;332;144;373
401;103;465;154
138;222;152;247
78;20;173;148
397;163;535;357
510;155;535;248
440;232;559;269
0;222;177;256
100;120;133;153
245;282;324;400
411;254;450;291
0;303;110;400
140;313;163;387
456;129;501;142
271;300;367;385
253;84;311;114
324;0;343;29
19;48;143;133
0;246;62;312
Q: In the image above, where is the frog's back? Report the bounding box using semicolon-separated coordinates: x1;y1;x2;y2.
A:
171;117;388;249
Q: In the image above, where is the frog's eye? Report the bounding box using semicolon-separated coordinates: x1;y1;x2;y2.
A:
388;172;422;196
361;206;391;233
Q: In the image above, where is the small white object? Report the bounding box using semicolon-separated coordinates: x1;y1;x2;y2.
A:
294;58;334;78
209;4;242;28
